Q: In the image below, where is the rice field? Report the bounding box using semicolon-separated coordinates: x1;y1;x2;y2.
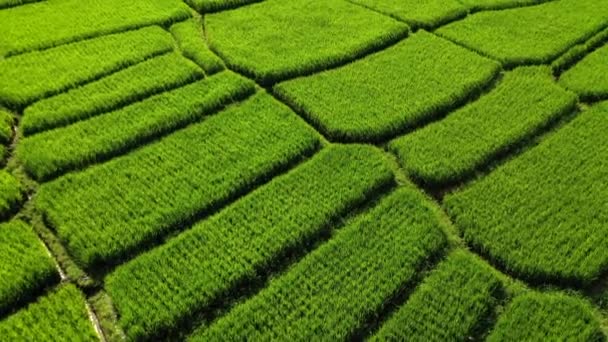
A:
0;0;607;341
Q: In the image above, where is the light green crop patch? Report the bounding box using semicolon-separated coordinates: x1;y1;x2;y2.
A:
445;101;608;286
205;0;409;84
390;66;577;186
0;26;174;108
458;0;550;11
0;0;39;10
275;31;500;142
436;0;608;66
0;0;190;57
560;43;608;101
0;170;22;219
186;0;260;14
0;108;13;145
170;19;224;75
348;0;467;29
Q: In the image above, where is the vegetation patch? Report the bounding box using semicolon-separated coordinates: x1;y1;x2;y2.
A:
560;43;608;101
0;171;22;219
170;19;225;75
185;0;260;13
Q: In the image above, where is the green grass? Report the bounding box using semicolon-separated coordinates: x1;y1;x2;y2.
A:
0;0;39;10
0;0;190;57
371;250;501;341
185;0;260;13
0;108;13;145
552;27;608;74
36;93;320;268
487;292;604;341
205;0;409;84
458;0;550;11
0;220;58;315
275;31;500;142
106;145;395;341
193;185;447;341
22;53;204;136
445;101;608;286
0;170;22;219
560;43;608;101
0;284;98;341
18;71;254;181
0;26;174;108
347;0;467;29
170;19;225;74
390;66;577;186
436;0;608;66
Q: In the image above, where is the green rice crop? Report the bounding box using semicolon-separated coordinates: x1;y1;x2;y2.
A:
0;26;174;108
205;0;409;84
185;0;260;13
193;185;447;341
560;43;608;101
0;0;190;57
0;284;98;341
458;0;550;11
19;71;255;181
487;292;604;341
390;66;577;186
347;0;466;29
436;0;608;67
37;93;320;268
170;19;224;74
0;171;22;219
106;145;395;341
275;31;500;142
0;220;58;315
22;53;204;136
0;0;39;10
0;108;13;145
372;250;501;341
552;27;608;74
445;101;608;286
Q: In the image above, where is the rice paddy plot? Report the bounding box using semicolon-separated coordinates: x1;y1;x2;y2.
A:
436;0;608;66
22;52;205;136
193;186;447;341
487;292;604;341
169;20;224;75
371;250;501;341
0;220;57;315
185;0;260;14
275;31;500;142
445;101;608;286
0;284;98;341
560;43;608;101
390;66;577;186
205;0;409;84
0;26;174;108
458;0;552;11
36;93;320;268
0;0;39;10
0;0;190;57
0;171;22;219
0;108;12;160
106;145;395;341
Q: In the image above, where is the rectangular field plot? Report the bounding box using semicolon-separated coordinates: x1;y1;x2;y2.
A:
205;0;409;84
0;220;57;315
0;171;22;219
22;53;205;136
170;20;224;75
436;0;608;66
18;71;255;181
390;66;577;186
445;101;608;286
0;284;98;341
36;93;320;268
372;250;501;341
275;31;500;142
106;145;395;341
487;293;603;341
0;26;174;108
186;0;260;13
192;185;447;341
0;0;190;57
559;43;608;101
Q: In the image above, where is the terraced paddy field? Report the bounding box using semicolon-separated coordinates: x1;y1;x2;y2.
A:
1;0;607;340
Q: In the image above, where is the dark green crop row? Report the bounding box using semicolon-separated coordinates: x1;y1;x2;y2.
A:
37;93;320;268
0;0;38;10
0;0;190;57
552;27;608;75
437;0;608;66
458;0;553;11
445;101;608;286
106;145;395;341
205;0;409;84
487;292;603;341
0;26;174;108
170;19;225;75
193;185;447;341
0;171;22;219
275;30;499;142
0;220;57;316
0;284;98;341
186;0;260;13
390;66;576;186
560;43;608;101
18;71;254;180
0;108;13;160
22;52;204;136
371;250;501;341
